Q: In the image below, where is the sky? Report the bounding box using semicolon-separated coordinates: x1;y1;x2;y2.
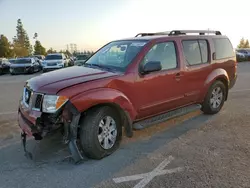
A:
0;0;249;51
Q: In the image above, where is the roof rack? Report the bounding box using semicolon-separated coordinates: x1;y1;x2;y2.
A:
168;30;221;36
135;30;221;37
135;31;170;37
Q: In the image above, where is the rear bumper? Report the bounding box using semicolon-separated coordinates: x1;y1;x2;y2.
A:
229;74;237;89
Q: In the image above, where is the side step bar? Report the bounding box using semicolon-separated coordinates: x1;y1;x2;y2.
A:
133;104;202;130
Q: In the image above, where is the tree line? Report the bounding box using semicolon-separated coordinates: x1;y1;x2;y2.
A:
0;19;94;58
237;38;250;49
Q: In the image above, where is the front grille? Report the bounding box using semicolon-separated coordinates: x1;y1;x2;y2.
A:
47;63;57;66
23;87;43;111
34;94;43;110
13;67;25;73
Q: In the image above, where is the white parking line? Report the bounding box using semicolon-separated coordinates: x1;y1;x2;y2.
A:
113;155;183;188
0;111;17;115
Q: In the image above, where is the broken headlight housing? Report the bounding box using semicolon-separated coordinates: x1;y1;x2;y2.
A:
42;95;68;113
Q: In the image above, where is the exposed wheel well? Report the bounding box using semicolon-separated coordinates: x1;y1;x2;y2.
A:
215;77;229;101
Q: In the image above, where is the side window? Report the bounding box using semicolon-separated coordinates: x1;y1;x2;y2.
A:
182;40;209;65
182;40;202;65
142;42;177;70
213;38;234;59
199;40;208;63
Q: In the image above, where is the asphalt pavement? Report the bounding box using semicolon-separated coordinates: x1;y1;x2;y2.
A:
0;63;250;188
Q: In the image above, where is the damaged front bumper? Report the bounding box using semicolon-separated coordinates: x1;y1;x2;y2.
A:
18;100;84;163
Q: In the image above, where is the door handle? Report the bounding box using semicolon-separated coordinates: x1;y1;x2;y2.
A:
175;72;182;81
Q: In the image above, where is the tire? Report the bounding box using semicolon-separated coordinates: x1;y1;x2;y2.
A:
80;106;122;159
202;80;226;114
31;67;34;74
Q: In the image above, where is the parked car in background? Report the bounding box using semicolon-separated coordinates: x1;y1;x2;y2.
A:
42;53;69;72
33;55;45;61
0;58;11;74
236;49;250;61
18;30;237;162
74;54;90;66
8;58;16;64
68;56;75;66
10;57;41;75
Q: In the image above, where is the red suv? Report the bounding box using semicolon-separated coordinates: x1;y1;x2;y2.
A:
18;30;237;162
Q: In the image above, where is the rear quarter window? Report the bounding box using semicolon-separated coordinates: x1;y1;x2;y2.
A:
213;38;234;59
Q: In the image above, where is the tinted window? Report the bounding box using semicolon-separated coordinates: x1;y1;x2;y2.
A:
77;55;88;60
199;40;208;63
183;40;202;65
213;38;234;59
45;55;62;60
142;42;177;70
14;59;32;64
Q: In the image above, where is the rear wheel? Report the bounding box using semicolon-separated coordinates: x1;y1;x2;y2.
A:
80;106;122;159
202;80;226;114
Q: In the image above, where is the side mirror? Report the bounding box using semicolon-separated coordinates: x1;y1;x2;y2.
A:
141;61;162;75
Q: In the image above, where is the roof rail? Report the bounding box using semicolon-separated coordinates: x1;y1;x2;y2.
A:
135;30;221;37
168;30;222;36
135;31;170;37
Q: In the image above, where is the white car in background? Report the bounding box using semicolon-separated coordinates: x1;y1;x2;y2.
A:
42;53;69;72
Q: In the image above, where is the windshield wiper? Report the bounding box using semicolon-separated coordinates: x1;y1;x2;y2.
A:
85;64;115;72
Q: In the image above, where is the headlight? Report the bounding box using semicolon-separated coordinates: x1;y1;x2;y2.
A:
42;95;68;113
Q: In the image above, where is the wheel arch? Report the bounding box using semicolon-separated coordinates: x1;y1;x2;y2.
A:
79;102;133;138
202;68;229;101
70;88;137;137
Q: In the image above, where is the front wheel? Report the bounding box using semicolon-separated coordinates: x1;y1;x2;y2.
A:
80;106;122;159
202;80;226;114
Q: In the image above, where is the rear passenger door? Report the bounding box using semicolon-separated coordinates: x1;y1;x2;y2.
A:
182;39;212;103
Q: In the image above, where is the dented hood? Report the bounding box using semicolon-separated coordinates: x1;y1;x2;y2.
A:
26;66;119;94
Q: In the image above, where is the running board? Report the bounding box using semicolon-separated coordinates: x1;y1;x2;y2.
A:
133;104;202;130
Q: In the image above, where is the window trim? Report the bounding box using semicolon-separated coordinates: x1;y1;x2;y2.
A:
213;38;235;60
138;40;179;74
182;39;210;67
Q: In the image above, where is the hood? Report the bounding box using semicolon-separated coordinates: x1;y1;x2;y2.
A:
10;63;31;67
26;66;120;94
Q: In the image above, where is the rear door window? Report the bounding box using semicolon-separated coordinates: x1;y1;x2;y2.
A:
213;38;234;59
182;40;209;66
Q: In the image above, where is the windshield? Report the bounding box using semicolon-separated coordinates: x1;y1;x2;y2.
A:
85;40;147;72
13;59;31;64
45;55;62;60
77;55;88;60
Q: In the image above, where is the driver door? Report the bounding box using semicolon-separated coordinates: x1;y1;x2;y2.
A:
134;41;186;119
